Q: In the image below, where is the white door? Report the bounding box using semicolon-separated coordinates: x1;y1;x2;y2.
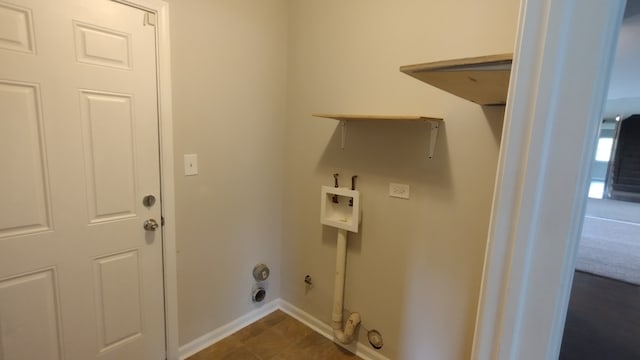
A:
0;0;165;359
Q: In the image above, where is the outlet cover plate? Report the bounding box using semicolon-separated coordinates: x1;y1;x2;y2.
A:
389;183;410;199
184;154;198;176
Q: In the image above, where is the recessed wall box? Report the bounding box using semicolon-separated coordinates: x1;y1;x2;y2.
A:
320;186;360;233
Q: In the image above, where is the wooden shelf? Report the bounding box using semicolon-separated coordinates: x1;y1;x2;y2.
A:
312;113;443;159
312;114;443;122
400;53;512;106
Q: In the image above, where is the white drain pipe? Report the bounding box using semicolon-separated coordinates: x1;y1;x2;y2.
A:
332;229;361;344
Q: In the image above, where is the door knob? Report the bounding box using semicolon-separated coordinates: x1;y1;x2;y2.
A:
144;219;159;231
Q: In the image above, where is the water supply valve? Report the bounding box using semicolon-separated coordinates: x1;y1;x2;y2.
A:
252;263;270;282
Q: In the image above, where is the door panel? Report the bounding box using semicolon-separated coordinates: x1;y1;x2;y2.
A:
79;90;137;223
93;250;143;351
0;2;35;54
0;269;62;360
0;1;165;359
0;81;52;238
73;21;132;70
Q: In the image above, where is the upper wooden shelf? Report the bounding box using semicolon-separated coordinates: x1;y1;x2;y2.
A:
312;113;443;159
312;114;442;122
400;53;512;106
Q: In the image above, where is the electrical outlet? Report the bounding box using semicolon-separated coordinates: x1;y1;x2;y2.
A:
389;183;410;199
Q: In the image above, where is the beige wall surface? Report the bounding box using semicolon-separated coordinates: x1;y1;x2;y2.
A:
283;1;518;359
167;0;288;345
167;0;518;356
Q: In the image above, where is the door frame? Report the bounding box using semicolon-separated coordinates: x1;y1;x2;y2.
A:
109;1;178;359
472;0;626;359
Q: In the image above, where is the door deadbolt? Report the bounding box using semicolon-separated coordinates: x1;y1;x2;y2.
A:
142;194;156;207
144;219;159;231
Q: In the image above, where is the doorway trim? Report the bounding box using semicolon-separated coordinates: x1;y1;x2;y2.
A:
110;0;178;359
472;0;626;359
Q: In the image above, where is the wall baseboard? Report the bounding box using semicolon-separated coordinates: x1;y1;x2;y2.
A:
178;299;279;359
178;298;390;360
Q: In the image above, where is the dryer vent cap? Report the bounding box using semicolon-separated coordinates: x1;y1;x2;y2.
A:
252;287;266;303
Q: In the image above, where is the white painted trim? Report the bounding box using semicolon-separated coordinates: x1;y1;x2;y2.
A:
472;0;626;359
278;300;390;360
153;3;180;360
111;1;178;359
178;300;280;360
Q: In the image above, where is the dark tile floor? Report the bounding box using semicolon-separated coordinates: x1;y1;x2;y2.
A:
187;310;361;360
560;271;640;359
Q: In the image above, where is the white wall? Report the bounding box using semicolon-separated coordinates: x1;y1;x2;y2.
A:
603;3;640;117
282;1;518;359
166;0;519;357
608;3;640;100
166;0;287;345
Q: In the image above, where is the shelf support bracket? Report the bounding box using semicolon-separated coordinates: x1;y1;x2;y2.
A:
427;121;440;159
340;120;347;149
